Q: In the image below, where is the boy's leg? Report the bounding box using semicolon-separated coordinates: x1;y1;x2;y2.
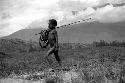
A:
44;48;55;65
45;47;54;58
44;54;53;66
54;50;61;66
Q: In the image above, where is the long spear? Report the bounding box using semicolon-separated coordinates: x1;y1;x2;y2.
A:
35;17;92;35
56;17;92;28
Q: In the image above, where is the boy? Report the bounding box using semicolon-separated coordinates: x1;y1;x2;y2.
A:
45;19;61;66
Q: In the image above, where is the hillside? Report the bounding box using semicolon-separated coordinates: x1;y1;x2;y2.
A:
0;38;125;83
0;39;125;83
2;21;125;43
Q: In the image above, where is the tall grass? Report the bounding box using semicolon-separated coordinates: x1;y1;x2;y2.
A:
0;38;125;83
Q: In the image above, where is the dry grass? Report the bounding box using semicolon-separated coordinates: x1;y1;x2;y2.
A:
0;39;125;83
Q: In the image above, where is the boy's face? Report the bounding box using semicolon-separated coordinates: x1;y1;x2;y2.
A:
48;21;55;29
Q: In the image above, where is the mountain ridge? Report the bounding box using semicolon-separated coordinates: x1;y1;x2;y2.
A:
1;21;125;43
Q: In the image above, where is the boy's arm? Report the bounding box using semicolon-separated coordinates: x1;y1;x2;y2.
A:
35;29;48;35
35;31;42;35
46;30;58;56
55;30;59;51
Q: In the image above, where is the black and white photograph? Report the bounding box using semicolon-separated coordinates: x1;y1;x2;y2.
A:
0;0;125;83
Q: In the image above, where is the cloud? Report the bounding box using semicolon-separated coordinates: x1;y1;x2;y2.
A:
58;0;100;10
0;0;60;37
95;5;125;23
58;0;125;10
63;3;125;23
56;0;125;24
99;0;125;4
0;0;125;37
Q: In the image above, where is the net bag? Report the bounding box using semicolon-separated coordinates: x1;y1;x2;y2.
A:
39;29;49;48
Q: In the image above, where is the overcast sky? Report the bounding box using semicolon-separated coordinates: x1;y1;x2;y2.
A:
0;0;125;37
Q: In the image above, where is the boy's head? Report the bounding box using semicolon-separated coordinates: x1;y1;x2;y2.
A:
48;19;57;29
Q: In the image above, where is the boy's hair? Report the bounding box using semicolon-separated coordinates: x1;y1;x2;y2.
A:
49;19;57;27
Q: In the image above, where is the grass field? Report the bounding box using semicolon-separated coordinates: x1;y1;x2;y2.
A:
0;39;125;83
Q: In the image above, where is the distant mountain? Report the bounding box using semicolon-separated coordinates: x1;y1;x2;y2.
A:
2;21;125;43
2;28;40;42
93;3;125;10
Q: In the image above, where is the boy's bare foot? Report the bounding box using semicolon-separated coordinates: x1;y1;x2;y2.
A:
44;55;53;66
58;60;62;67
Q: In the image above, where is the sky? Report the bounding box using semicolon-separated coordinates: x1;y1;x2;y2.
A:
0;0;125;37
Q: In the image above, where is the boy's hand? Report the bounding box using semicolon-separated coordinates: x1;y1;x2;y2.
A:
46;52;49;57
55;45;59;51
